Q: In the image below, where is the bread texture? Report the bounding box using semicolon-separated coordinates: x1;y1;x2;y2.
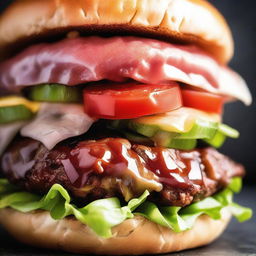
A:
0;208;231;255
0;0;233;63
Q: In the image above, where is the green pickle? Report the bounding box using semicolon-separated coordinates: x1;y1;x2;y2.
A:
0;105;34;124
175;119;218;139
204;124;239;148
153;131;197;150
204;131;226;148
28;84;82;103
126;118;218;140
128;122;159;137
218;123;239;138
166;138;197;150
123;131;153;145
109;112;240;151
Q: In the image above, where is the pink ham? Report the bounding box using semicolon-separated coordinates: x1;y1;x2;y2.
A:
0;36;251;105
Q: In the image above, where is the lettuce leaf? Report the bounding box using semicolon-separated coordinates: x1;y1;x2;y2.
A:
0;183;149;238
0;178;252;237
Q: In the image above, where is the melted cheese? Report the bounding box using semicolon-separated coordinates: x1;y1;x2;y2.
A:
0;96;40;112
133;107;221;133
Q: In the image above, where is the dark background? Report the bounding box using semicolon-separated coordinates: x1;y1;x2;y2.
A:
0;1;255;256
208;0;256;184
0;0;255;183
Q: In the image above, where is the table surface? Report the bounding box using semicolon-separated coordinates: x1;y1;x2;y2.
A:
0;186;255;256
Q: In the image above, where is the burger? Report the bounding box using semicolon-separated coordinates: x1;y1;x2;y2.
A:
0;0;253;255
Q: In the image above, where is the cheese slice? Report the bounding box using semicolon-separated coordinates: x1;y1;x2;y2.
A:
0;96;40;112
132;107;221;133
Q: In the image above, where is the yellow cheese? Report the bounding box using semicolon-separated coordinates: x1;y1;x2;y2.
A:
133;107;221;133
0;96;40;112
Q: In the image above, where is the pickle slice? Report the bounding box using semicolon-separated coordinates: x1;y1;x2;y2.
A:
109;110;239;150
218;124;239;138
128;122;159;137
166;138;197;150
123;131;153;145
204;124;238;148
0;105;34;124
204;131;226;148
176;119;218;139
28;84;82;103
116;119;218;140
153;131;197;150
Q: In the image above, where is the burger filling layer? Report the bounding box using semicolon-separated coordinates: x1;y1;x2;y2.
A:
2;136;244;207
0;36;251;105
0;36;252;238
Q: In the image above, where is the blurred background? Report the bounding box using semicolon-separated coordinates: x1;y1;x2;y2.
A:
0;0;255;183
207;0;256;184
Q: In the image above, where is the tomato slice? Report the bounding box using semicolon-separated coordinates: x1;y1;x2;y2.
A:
83;82;182;119
181;89;224;114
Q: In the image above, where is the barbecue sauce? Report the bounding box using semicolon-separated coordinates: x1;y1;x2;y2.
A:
60;138;203;189
1;137;204;191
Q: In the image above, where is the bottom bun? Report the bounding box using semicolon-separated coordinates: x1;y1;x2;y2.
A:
0;208;231;255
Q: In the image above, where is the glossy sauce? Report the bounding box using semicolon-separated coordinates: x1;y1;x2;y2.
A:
59;139;151;188
133;146;203;189
1;137;204;191
59;138;204;189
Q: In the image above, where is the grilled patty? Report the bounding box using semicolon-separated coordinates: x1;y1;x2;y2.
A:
1;136;244;207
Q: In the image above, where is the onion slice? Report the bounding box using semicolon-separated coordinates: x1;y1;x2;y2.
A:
0;122;25;155
21;103;95;150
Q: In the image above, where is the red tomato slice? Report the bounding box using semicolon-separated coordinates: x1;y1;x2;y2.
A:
181;89;224;114
83;82;182;119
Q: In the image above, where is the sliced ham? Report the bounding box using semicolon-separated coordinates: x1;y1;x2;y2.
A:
0;36;251;105
21;103;95;150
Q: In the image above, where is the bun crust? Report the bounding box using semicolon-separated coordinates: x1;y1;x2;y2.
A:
0;208;231;255
0;0;233;63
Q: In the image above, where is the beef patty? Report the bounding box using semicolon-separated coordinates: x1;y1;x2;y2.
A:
1;136;244;207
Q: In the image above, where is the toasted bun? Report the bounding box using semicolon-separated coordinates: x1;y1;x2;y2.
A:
0;208;231;255
0;0;233;63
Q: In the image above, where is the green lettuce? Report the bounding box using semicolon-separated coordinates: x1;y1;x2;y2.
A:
0;178;252;237
0;182;148;238
137;179;252;233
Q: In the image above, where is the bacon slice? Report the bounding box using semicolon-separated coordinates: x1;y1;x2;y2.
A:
0;36;251;105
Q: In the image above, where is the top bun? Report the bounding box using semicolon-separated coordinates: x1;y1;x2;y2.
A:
0;0;233;63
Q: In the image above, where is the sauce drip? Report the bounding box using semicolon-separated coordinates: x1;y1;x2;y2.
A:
60;138;204;189
133;146;203;189
1;137;204;190
59;139;152;188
